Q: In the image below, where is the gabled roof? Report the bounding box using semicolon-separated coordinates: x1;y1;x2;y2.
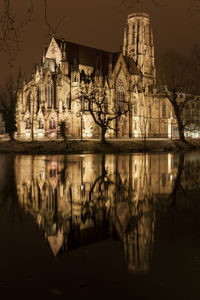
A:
56;39;111;74
55;38;140;76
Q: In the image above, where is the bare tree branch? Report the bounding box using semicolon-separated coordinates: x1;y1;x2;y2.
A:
0;0;34;65
43;0;66;38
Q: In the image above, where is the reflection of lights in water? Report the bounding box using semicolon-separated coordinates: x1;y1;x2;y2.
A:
168;153;172;173
40;172;45;179
15;154;179;268
49;161;57;168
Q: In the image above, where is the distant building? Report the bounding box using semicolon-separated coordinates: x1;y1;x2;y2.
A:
15;13;171;140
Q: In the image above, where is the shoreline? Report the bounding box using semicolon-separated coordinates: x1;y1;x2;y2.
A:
0;139;199;155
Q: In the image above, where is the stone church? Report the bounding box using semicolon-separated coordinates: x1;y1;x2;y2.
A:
15;13;171;140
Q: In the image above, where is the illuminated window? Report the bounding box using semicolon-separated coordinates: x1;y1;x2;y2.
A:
134;101;137;115
37;86;41;111
83;99;89;111
38;118;44;129
66;94;71;110
132;24;135;44
27;92;31;112
48;85;51;107
134;178;137;189
25;118;31;129
162;103;166;117
49;118;56;129
116;79;125;112
46;82;53;108
104;95;108;113
149;104;151;117
162;174;166;187
137;20;140;42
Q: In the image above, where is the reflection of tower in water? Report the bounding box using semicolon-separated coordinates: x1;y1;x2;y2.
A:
111;155;155;273
123;206;155;273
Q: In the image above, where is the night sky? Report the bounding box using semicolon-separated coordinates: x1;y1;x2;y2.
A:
1;0;200;82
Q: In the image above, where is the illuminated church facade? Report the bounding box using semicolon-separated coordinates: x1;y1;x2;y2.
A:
15;13;171;140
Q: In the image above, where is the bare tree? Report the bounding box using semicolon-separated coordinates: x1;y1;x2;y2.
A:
80;83;129;143
0;0;34;66
157;52;199;143
119;0;200;12
137;98;154;147
43;0;66;38
0;74;20;140
0;0;66;66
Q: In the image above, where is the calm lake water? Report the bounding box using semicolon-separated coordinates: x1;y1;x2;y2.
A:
1;152;200;299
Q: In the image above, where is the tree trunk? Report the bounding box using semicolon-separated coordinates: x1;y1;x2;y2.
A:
10;133;15;141
176;112;186;143
101;127;107;144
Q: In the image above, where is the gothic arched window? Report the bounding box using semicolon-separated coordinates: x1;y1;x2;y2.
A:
133;100;137;115
132;24;135;44
104;95;108;113
46;81;53;108
37;86;41;112
162;103;166;117
38;118;44;129
25;118;31;129
27;92;31;112
49;118;56;129
66;93;71;110
149;104;151;117
137;20;140;44
116;79;125;112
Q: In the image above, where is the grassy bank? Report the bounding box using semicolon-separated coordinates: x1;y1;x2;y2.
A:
0;138;199;154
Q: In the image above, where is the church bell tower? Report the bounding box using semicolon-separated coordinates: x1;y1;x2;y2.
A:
123;13;156;86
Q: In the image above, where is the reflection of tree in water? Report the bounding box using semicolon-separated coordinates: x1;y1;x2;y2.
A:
67;155;111;250
0;154;23;224
157;152;200;236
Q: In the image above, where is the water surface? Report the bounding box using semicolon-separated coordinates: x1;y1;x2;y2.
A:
1;152;200;299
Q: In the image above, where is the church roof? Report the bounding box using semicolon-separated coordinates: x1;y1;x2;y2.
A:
56;39;110;73
55;39;140;76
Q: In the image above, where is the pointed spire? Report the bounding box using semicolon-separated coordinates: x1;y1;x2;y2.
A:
108;53;112;75
17;67;23;90
123;27;127;56
43;43;48;62
23;72;27;85
62;40;66;61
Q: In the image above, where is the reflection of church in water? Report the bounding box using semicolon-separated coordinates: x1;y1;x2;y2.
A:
15;154;177;273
